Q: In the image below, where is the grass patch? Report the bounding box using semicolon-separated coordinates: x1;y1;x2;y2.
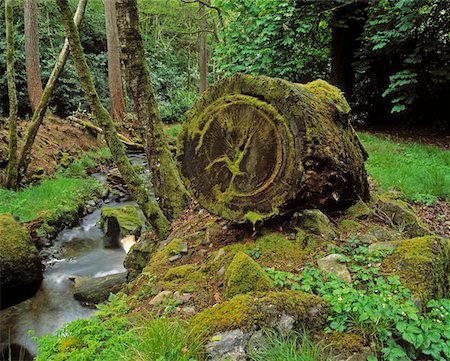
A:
165;123;183;144
358;132;450;202
249;329;330;361
0;177;101;223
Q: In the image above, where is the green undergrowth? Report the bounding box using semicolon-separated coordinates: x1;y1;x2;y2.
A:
265;236;450;360
358;132;450;203
248;329;331;361
0;148;110;224
0;177;101;223
59;147;112;178
35;293;199;361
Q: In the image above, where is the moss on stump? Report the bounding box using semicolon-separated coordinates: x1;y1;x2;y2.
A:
177;74;369;223
0;214;43;308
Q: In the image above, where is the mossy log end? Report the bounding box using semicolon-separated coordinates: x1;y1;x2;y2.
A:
177;74;369;223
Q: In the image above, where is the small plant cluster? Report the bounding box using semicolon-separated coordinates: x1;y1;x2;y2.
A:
265;237;450;360
35;293;198;361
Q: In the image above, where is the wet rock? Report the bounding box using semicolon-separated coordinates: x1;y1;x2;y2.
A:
290;209;336;239
149;290;173;306
0;214;43;309
124;232;159;280
71;272;127;304
100;205;144;246
318;254;352;283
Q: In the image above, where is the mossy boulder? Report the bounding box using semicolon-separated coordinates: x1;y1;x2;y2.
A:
100;205;143;244
290;209;336;239
384;235;450;302
0;214;43;309
71;272;127;304
124;231;159;281
345;201;371;219
223;252;273;299
375;194;429;237
190;290;328;340
339;219;362;235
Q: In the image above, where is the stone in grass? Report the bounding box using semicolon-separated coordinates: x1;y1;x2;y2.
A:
375;194;430;237
100;205;144;246
0;214;43;309
290;209;336;239
317;254;352;283
383;235;450;303
191;291;328;359
223;252;272;300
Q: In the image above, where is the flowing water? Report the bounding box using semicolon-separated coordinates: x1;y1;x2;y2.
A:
0;153;148;358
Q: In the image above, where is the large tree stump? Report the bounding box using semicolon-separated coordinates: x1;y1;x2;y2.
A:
177;74;369;223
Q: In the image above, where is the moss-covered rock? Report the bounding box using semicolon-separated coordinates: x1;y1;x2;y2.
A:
345;201;371;219
290;209;336;239
0;214;43;308
124;231;159;281
339;219;362;235
100;205;143;241
375;194;429;237
190;291;328;339
384;235;450;301
72;272;127;304
223;252;272;299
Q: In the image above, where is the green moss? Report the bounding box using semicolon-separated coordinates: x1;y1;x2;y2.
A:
384;236;450;301
223;252;272;299
339;219;362;235
146;238;183;276
345;201;371;219
164;264;200;281
303;79;351;115
322;331;366;354
0;214;36;263
292;210;336;239
190;290;327;340
376;194;430;237
100;205;143;237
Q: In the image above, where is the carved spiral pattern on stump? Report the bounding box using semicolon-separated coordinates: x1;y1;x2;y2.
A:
178;74;369;223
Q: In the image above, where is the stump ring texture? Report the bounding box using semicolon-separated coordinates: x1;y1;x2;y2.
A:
177;74;369;222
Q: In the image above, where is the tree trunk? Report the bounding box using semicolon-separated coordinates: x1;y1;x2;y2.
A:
24;0;44;112
116;0;189;220
57;0;169;240
198;1;208;93
17;0;88;184
104;0;126;121
330;1;368;101
177;74;369;223
4;0;19;189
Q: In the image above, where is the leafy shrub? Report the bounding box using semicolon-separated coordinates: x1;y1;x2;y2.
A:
265;236;450;360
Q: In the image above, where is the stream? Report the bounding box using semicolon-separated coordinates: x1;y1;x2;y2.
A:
0;153;148;358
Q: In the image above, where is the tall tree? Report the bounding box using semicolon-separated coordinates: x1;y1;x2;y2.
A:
4;0;19;189
104;0;126;121
24;0;44;112
330;1;368;101
198;1;207;93
56;0;169;239
116;0;189;220
17;0;88;185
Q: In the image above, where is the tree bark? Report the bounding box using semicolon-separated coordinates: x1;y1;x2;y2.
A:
116;0;189;220
57;0;169;240
104;0;126;121
178;74;369;223
24;0;44;112
17;0;88;184
330;1;368;101
4;0;19;189
198;1;208;93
